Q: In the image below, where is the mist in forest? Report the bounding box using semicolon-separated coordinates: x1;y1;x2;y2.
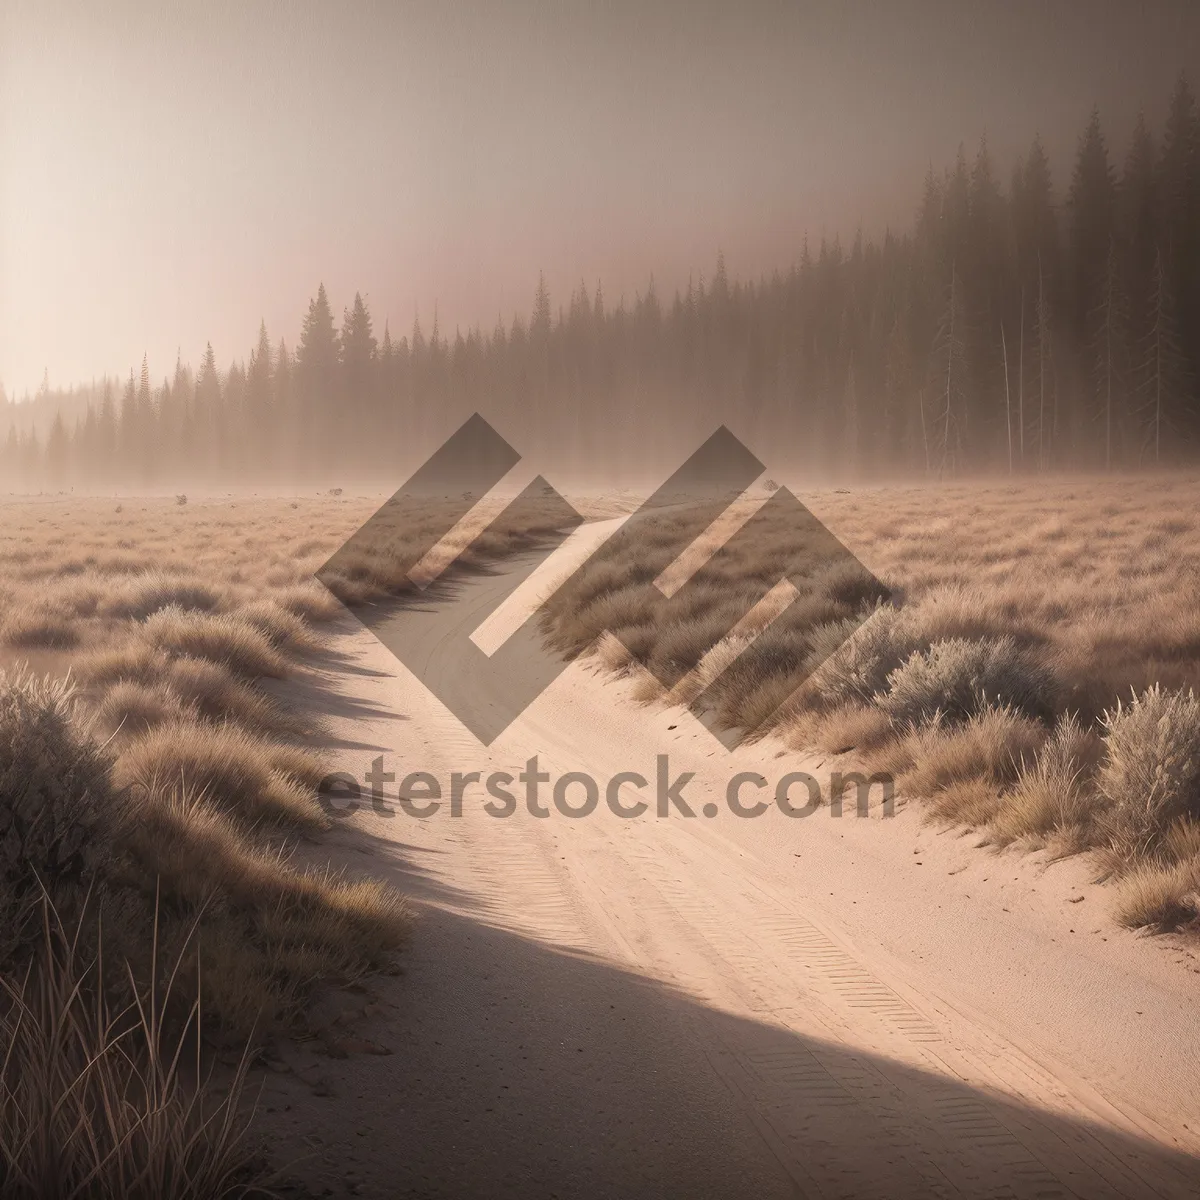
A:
3;2;1200;489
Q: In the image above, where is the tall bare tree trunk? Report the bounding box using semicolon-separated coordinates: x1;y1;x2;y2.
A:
1018;286;1025;468
1037;255;1049;471
918;388;930;475
1001;322;1012;474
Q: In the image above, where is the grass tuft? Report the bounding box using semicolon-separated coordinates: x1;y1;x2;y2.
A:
95;678;198;735
893;701;1044;817
1;610;81;649
1096;685;1200;866
1112;857;1200;930
990;713;1103;848
111;722;331;834
100;570;227;620
0;897;264;1199
142;607;288;680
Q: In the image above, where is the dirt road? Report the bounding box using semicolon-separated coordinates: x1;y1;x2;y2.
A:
260;529;1200;1199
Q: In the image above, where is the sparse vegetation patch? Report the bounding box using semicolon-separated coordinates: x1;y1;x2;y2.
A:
0;496;414;1195
542;478;1200;932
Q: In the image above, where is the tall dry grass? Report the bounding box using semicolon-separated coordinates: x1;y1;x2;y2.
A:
0;503;413;1025
0;898;263;1199
0;495;418;1197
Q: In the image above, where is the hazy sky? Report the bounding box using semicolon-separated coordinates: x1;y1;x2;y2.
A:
3;0;1199;397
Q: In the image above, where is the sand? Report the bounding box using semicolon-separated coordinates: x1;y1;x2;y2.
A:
256;523;1200;1199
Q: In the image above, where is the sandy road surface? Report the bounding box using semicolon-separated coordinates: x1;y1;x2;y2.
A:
259;524;1200;1199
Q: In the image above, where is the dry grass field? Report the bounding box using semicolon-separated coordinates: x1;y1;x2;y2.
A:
0;493;408;1195
0;494;411;1013
542;475;1200;934
5;477;1200;1192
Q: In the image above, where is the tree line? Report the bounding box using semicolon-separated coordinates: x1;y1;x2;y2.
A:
4;75;1199;488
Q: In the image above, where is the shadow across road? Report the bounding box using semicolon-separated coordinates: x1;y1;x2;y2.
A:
259;814;1200;1200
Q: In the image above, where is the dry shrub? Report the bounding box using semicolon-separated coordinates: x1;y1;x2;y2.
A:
906;581;1043;645
42;577;102;618
142;608;287;680
260;741;330;791
80;646;304;737
702;626;809;728
602;622;658;668
552;585;657;658
0;899;262;1199
1096;685;1200;866
112;723;330;834
0;668;111;961
529;478;1200;908
0;501;411;1056
808;605;922;710
927;777;1008;827
816;559;891;609
312;569;374;606
671;632;752;706
651;612;743;678
554;559;645;622
594;630;637;673
882;636;1058;727
1159;816;1200;866
718;667;807;738
990;713;1103;848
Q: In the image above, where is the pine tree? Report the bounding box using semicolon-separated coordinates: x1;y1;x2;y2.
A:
1090;238;1129;469
1139;247;1189;462
296;284;340;471
341;293;377;441
194;343;222;479
1067;109;1118;364
45;414;68;486
167;350;191;476
222;362;246;478
274;339;294;474
1013;135;1058;285
245;321;274;473
23;74;1200;487
97;381;117;481
931;263;970;473
1119;113;1160;377
1158;74;1199;424
531;273;552;338
0;426;18;489
118;371;138;476
965;135;1007;462
1035;255;1056;468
